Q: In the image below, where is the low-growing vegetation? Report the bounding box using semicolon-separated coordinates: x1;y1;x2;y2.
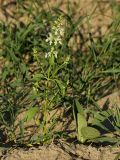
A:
0;1;120;158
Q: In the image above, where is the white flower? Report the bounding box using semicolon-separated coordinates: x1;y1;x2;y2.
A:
54;50;58;58
46;33;54;45
45;15;64;59
45;52;48;58
45;47;58;58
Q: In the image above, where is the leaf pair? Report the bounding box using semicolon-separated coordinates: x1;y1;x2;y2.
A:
74;99;100;143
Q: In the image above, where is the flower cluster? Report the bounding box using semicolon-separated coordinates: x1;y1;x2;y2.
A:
45;15;64;58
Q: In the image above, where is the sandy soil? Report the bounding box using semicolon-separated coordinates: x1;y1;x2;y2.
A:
0;142;120;160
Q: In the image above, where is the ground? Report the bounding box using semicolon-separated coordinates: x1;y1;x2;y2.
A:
0;142;120;160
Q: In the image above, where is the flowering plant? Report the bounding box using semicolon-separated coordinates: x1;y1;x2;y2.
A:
29;15;70;143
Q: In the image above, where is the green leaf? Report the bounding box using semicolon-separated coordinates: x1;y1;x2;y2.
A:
2;70;9;81
49;54;55;65
89;136;120;143
10;79;22;87
75;99;84;115
92;110;112;132
20;63;27;74
23;107;39;123
92;119;110;132
102;68;120;73
81;126;100;141
32;73;45;81
19;120;25;137
77;114;87;129
55;79;65;97
114;106;120;128
92;110;112;123
77;113;87;143
51;62;68;78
